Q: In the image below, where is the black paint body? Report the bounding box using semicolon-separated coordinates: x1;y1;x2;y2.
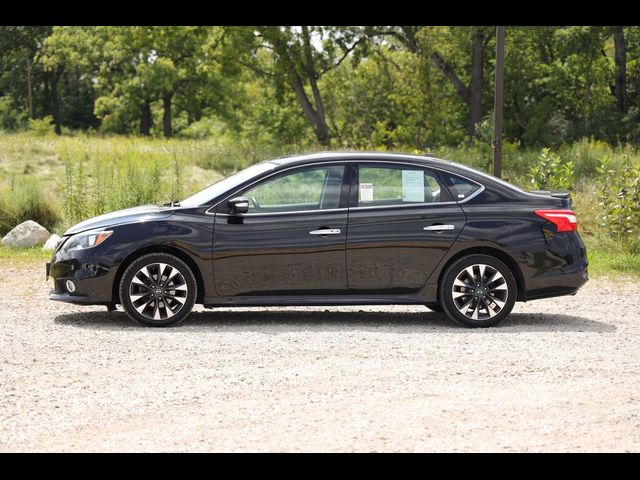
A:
48;152;588;308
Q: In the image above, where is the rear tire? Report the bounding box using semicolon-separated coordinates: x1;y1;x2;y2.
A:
439;254;516;328
119;253;197;327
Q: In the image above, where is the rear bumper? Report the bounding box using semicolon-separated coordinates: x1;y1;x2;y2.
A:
523;267;588;300
523;231;589;300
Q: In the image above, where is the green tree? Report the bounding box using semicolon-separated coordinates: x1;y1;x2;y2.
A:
231;26;368;147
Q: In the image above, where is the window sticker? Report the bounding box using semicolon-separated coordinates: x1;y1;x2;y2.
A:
360;183;374;202
402;170;424;202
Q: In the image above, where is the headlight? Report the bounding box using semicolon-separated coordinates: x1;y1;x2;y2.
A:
61;229;113;253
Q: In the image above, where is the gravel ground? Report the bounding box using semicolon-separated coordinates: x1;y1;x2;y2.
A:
1;262;639;452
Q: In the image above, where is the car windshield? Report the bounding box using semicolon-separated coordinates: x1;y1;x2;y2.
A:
178;161;277;208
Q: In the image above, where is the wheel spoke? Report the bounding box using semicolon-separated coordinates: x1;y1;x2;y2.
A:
131;292;151;302
486;270;504;287
135;297;153;314
165;293;186;304
470;298;480;319
465;266;476;283
478;264;487;284
487;294;506;308
454;277;471;288
152;299;161;320
483;297;498;316
458;296;475;312
489;282;508;291
157;263;168;282
166;269;181;284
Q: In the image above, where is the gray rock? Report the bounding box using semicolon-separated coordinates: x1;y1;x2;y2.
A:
42;234;62;251
1;220;50;248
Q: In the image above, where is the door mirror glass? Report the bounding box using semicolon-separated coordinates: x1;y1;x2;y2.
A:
228;196;250;214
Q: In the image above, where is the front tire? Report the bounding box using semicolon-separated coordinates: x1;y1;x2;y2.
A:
425;302;445;313
119;253;197;327
439;254;517;328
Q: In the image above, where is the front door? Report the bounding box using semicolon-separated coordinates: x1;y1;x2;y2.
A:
213;164;349;296
346;163;467;293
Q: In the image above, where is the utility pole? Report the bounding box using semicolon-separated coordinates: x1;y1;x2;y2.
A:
493;26;505;178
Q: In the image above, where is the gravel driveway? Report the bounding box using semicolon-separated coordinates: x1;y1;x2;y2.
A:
1;262;639;452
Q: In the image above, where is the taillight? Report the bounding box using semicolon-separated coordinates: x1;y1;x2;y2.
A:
534;209;578;232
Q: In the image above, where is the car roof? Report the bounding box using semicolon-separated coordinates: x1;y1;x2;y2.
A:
266;151;525;196
268;151;450;167
267;151;482;180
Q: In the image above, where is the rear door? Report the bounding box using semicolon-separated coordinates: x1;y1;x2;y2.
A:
346;162;467;293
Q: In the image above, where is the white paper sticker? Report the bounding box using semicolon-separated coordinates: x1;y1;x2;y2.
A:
402;170;424;202
360;183;374;202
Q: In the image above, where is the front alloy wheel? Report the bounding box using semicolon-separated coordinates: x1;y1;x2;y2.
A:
119;253;197;327
439;254;516;328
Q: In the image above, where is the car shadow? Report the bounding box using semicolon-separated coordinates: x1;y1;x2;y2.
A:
53;308;616;333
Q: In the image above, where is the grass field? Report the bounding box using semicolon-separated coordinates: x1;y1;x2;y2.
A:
1;132;639;278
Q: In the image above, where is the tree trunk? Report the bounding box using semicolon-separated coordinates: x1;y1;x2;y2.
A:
313;113;330;147
428;51;469;101
51;68;62;135
140;100;152;136
613;26;628;114
163;92;173;138
26;58;33;118
289;69;330;146
468;27;485;139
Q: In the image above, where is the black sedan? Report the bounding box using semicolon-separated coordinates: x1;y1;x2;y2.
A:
47;152;588;328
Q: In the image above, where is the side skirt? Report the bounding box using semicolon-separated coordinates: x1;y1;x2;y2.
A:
203;294;428;308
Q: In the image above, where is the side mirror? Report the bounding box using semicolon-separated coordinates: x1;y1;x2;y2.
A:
228;196;249;214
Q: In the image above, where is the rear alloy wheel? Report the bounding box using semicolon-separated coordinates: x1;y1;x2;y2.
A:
439;254;516;328
119;253;197;327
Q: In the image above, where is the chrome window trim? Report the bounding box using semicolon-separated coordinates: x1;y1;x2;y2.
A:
215;207;348;217
349;201;458;211
205;159;485;216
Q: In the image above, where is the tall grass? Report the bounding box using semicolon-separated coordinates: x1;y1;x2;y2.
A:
60;144;182;228
1;132;640;239
0;175;61;235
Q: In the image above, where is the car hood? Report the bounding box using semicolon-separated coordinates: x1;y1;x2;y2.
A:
63;205;174;236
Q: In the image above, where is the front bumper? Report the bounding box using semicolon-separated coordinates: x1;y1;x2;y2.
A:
49;292;111;305
47;248;118;305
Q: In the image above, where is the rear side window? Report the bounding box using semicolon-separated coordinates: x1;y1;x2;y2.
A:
356;165;450;207
439;171;482;201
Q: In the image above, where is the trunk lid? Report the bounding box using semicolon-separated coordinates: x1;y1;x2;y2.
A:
527;190;572;209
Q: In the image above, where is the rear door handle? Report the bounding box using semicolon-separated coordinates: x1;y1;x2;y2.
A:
309;229;341;235
423;224;455;231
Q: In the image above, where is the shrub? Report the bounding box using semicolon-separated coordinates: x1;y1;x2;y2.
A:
529;147;575;191
596;156;640;253
0;96;27;131
28;115;56;136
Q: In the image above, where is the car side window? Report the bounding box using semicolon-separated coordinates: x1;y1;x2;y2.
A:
356;165;447;207
439;171;482;201
242;165;345;213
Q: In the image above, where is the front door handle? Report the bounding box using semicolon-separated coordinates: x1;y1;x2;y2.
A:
423;224;455;231
309;228;341;235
